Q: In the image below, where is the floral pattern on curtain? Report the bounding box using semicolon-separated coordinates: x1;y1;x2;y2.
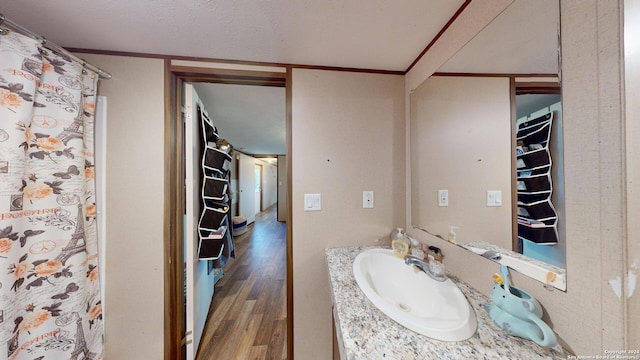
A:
0;29;104;359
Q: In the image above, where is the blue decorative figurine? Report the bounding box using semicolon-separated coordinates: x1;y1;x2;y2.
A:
487;266;557;348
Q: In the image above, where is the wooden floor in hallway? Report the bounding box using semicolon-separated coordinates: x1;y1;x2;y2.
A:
196;205;287;360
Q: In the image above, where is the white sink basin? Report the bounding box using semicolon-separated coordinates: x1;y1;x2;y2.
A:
353;248;477;341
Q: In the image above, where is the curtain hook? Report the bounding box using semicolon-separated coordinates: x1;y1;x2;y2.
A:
38;36;49;55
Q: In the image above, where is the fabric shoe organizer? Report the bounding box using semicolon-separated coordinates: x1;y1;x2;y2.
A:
197;107;235;265
515;112;558;245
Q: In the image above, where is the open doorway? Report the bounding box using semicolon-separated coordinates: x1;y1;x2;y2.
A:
165;66;292;360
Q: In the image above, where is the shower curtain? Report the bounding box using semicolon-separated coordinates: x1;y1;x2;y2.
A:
0;29;103;359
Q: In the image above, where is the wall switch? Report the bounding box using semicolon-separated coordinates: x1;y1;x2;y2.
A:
487;190;502;207
438;190;449;207
304;193;321;211
363;191;374;208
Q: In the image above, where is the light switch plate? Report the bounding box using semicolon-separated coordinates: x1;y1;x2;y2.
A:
487;190;502;207
304;193;321;211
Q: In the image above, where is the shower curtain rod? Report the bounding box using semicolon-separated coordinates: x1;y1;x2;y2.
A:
0;13;112;80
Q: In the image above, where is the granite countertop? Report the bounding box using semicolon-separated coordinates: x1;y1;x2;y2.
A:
326;246;565;360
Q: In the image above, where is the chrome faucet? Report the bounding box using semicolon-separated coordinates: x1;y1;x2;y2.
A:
404;255;447;282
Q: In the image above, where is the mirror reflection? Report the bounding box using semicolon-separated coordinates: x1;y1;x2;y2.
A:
410;0;565;282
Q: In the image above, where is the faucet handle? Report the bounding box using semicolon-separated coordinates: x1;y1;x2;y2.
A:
428;259;446;279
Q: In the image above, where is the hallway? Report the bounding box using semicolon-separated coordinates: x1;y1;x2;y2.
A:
196;205;287;359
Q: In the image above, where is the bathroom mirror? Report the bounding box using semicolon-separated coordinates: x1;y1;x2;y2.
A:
410;0;566;290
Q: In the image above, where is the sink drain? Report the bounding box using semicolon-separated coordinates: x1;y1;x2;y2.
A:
397;302;411;312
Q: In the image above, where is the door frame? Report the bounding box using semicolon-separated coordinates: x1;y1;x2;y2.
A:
255;163;263;213
164;61;292;359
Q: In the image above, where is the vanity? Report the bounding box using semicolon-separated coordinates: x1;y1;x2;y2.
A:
326;246;565;360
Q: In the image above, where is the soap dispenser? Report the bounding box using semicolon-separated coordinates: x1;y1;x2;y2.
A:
447;226;459;244
390;228;410;258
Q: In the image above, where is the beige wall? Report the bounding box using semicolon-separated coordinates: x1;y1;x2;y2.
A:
624;0;640;350
291;69;406;359
407;0;630;355
80;60;406;360
410;76;512;248
78;54;166;359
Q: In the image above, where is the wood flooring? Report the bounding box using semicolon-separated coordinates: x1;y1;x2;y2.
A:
196;205;287;360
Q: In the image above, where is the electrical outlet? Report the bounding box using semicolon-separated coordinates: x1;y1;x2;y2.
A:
438;190;449;207
363;191;374;208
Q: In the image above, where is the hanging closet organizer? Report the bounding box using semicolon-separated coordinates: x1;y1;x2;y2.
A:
515;112;559;245
196;107;235;262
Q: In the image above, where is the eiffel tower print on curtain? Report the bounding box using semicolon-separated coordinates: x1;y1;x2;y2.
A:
56;202;87;265
57;115;84;145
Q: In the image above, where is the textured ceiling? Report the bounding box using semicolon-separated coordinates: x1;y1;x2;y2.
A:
0;0;464;71
438;0;560;74
192;83;286;155
1;0;560;156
